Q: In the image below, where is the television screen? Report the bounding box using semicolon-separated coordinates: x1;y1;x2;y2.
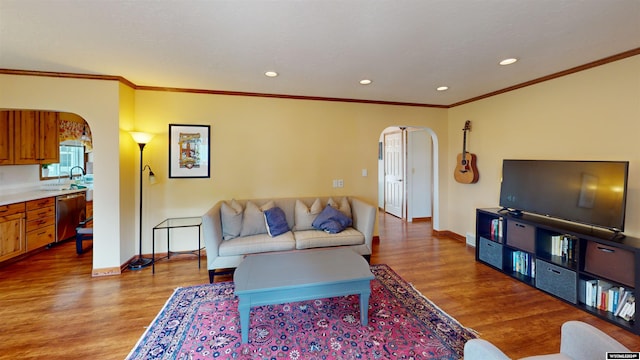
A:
499;160;629;232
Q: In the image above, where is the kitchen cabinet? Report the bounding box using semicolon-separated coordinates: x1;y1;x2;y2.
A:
13;110;60;165
0;111;14;164
0;202;26;262
26;197;55;251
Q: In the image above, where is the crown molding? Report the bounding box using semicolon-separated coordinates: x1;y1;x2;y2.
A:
449;47;640;107
1;47;638;109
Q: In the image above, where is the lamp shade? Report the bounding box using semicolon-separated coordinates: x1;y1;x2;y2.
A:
130;131;154;144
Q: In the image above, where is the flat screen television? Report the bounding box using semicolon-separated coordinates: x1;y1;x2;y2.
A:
499;160;629;233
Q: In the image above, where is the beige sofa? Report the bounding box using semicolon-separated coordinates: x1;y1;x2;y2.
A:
202;196;376;283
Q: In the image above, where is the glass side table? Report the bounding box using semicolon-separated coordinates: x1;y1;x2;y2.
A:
152;216;203;274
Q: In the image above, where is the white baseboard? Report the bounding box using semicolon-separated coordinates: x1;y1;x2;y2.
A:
466;232;476;247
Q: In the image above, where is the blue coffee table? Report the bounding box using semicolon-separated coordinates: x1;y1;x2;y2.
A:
233;248;374;343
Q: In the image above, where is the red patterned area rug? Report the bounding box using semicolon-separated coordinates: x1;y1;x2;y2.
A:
126;264;476;359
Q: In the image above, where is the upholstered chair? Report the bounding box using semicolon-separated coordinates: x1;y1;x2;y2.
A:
464;321;631;360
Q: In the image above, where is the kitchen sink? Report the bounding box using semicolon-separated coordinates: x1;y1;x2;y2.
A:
40;184;71;191
39;183;93;201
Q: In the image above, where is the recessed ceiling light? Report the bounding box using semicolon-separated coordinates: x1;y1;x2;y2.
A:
499;58;518;66
359;79;372;85
436;86;449;91
265;71;278;77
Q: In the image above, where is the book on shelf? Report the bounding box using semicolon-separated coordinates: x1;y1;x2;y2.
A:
579;279;596;307
596;280;612;311
512;251;535;278
585;279;598;307
550;234;576;261
618;295;635;322
490;218;504;242
579;279;635;321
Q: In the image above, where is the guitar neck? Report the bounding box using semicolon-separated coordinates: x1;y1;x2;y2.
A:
462;130;467;155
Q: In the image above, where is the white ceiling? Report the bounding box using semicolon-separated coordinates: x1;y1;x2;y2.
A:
1;0;639;106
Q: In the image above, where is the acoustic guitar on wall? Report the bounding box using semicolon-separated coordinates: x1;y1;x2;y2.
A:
454;120;479;184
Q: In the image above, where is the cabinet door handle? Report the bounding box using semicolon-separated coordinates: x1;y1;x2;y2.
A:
548;268;561;275
597;246;615;253
515;223;525;228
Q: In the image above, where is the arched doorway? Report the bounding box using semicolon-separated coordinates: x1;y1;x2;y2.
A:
378;126;440;229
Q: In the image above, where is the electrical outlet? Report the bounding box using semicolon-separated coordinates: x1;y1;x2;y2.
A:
337;179;344;188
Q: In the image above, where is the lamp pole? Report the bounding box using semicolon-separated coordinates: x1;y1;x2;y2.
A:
129;132;154;270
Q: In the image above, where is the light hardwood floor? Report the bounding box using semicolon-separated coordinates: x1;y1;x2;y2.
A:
0;213;637;359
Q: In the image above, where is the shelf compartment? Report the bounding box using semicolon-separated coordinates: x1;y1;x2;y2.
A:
477;211;503;243
535;228;578;271
576;302;635;331
506;248;535;281
584;242;635;288
536;259;577;304
506;220;535;253
479;236;503;269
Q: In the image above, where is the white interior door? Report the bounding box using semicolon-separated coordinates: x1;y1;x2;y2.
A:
384;131;404;218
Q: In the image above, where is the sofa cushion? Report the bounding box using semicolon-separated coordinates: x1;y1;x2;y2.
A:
312;204;353;233
294;227;364;250
221;199;243;240
328;197;352;218
240;200;274;236
219;232;295;256
264;207;290;237
294;198;322;231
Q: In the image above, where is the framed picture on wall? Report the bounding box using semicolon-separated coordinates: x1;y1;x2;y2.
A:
168;124;210;178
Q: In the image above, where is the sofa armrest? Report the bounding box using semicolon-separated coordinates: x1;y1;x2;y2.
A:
464;339;511;360
560;321;630;359
202;201;224;270
349;197;376;253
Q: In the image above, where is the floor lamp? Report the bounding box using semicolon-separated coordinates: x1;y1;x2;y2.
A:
129;131;155;270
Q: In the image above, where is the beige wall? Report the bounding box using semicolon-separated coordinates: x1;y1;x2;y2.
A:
134;91;448;253
447;55;640;238
0;74;448;270
0;74;123;271
119;83;137;265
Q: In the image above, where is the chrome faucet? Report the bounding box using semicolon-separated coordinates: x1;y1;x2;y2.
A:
69;166;85;180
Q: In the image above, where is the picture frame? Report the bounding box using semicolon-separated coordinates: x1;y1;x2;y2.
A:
168;124;210;178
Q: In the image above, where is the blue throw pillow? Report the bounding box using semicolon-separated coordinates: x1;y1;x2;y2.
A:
312;205;353;234
263;207;290;237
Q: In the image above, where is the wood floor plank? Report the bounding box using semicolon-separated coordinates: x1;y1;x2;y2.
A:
0;213;637;359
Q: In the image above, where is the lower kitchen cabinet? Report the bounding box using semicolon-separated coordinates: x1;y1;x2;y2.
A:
0;203;26;262
26;197;55;251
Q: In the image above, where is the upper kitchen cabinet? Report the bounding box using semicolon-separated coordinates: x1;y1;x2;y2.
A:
13;110;60;165
0;111;14;165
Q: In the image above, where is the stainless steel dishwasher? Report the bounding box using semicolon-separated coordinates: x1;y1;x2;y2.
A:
56;192;87;242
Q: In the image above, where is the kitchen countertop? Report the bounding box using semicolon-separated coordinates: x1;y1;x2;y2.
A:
0;188;88;207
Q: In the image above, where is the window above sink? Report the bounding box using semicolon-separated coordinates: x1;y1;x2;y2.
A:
41;143;87;180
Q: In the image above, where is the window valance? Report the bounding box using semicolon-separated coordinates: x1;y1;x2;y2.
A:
59;116;93;152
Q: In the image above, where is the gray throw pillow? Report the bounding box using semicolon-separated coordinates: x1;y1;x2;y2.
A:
294;198;322;231
328;197;352;218
221;199;243;240
240;200;274;236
